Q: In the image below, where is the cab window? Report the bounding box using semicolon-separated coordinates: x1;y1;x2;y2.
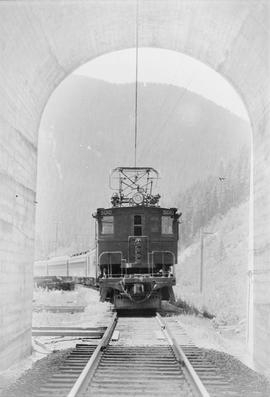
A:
101;216;114;234
134;215;142;236
161;216;173;234
150;216;160;232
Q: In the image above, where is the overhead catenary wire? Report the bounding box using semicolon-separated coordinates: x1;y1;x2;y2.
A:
134;0;139;167
133;0;196;165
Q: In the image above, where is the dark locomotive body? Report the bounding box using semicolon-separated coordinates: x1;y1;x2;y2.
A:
93;167;181;310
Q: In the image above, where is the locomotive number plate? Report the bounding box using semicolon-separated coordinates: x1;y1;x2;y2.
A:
100;209;112;216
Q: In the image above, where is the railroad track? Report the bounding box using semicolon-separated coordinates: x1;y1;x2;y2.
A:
35;315;117;397
79;313;208;397
36;313;247;397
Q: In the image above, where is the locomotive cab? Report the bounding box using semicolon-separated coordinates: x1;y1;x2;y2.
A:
93;167;181;310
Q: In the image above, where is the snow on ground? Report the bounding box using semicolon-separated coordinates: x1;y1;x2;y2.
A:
33;285;112;328
176;313;255;371
32;285;113;351
175;200;249;325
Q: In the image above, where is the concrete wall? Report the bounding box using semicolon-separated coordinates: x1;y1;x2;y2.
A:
0;0;269;370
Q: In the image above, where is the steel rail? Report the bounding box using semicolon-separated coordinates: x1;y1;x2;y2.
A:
67;312;118;397
156;313;210;397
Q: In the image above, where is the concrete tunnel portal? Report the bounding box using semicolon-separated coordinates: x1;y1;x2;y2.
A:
0;0;269;374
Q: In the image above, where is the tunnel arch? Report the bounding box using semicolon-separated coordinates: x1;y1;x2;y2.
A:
36;47;252;304
38;44;253;347
0;0;268;371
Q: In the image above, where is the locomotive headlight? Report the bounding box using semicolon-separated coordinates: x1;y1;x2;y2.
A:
132;192;144;205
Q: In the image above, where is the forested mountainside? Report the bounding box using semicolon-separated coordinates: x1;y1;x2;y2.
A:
178;146;250;248
35;76;251;258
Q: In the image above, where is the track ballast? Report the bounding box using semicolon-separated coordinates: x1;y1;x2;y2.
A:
34;313;264;397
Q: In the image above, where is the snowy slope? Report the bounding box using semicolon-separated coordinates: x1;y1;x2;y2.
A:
175;200;249;324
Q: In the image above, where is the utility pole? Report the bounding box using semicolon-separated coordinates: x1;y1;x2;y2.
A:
200;228;215;293
54;221;59;257
200;230;204;294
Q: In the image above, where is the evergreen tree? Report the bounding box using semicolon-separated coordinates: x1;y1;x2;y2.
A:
177;146;250;248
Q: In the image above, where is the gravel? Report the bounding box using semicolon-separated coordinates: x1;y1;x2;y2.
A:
201;348;270;397
1;349;72;397
2;346;269;397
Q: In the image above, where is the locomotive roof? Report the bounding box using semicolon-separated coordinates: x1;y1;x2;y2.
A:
95;206;179;215
93;206;182;221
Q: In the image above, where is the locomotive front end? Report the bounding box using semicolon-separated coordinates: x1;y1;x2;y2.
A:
93;167;181;311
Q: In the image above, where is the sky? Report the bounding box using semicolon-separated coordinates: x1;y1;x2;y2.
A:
74;48;249;122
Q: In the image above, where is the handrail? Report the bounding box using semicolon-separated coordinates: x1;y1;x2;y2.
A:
99;251;123;277
98;251;123;262
99;273;175;278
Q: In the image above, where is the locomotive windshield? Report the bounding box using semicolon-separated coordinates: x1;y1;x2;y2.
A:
101;216;114;234
161;216;173;234
133;215;143;236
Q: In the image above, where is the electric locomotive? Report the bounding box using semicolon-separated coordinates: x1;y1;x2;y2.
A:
93;167;181;310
